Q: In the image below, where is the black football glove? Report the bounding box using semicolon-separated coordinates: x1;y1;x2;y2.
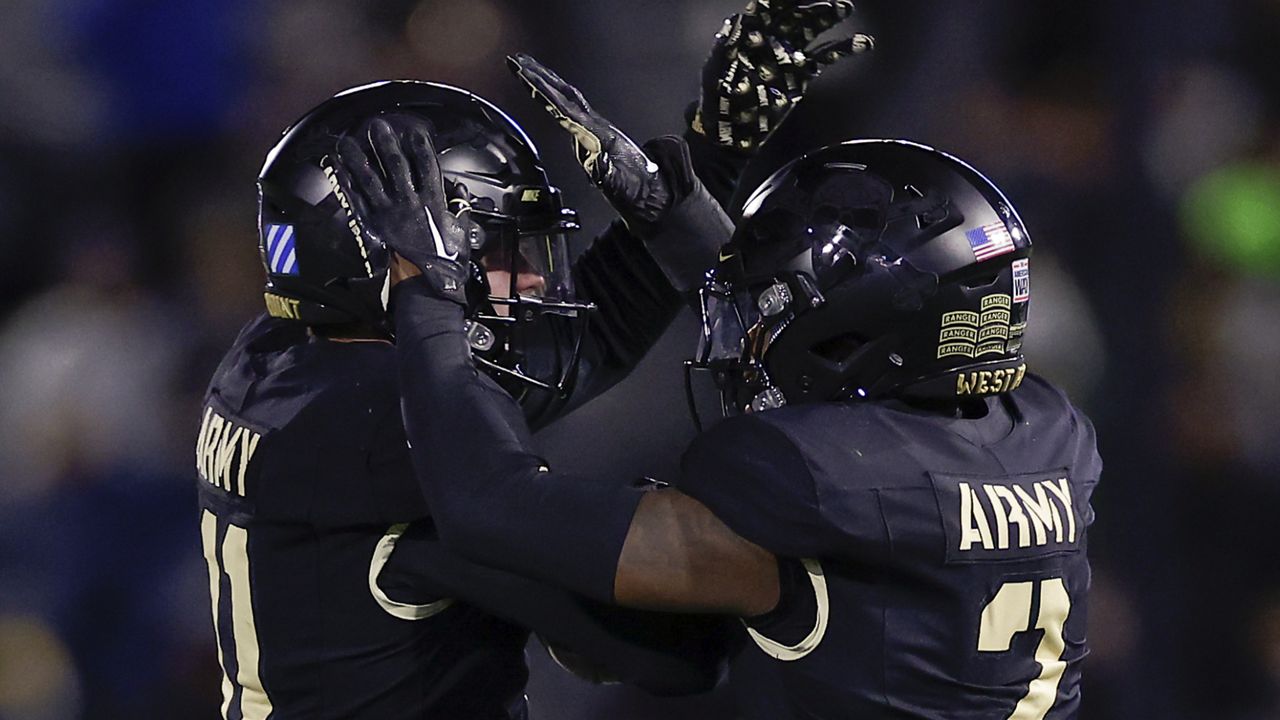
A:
507;53;672;225
508;53;735;293
693;0;874;152
334;116;474;306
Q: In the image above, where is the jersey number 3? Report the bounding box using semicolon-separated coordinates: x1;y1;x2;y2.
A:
978;578;1072;720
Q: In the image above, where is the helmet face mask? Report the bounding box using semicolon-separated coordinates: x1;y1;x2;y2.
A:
467;224;590;402
688;273;760;424
257;80;595;402
686;139;1033;427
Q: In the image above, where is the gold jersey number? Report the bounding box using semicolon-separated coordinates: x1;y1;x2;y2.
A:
977;578;1072;720
201;510;273;720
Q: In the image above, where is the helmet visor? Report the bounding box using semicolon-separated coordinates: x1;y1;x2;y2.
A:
476;227;578;307
695;280;755;366
469;184;580;309
517;232;575;302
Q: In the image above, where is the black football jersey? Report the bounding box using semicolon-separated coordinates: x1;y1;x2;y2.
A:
197;314;531;720
194;221;695;719
678;375;1101;719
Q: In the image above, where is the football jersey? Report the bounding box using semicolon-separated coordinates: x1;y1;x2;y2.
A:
194;221;695;719
197;314;531;720
678;375;1101;719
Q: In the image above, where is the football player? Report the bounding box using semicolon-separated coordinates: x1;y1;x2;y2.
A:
198;79;725;720
196;2;871;717
358;65;1100;720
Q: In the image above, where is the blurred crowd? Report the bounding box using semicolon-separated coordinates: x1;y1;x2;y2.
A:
1;1;1278;718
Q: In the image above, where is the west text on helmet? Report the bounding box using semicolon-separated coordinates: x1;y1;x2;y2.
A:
195;406;261;497
956;364;1027;396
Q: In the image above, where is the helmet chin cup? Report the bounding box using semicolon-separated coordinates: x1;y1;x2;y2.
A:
469;293;594;404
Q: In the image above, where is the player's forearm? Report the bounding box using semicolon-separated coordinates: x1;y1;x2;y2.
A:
625;136;735;294
614;489;780;618
392;279;643;603
379;520;730;696
521;219;681;429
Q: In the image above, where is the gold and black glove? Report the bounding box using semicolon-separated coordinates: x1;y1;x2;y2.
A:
693;0;874;152
507;53;734;294
508;53;672;224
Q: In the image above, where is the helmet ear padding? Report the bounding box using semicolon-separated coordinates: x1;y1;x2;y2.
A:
762;259;939;403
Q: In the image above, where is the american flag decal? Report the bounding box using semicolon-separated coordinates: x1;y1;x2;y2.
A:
264;224;299;275
965;222;1015;262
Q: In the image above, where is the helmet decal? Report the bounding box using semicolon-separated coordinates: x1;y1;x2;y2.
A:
320;157;374;277
965;221;1016;262
262;224;298;276
1012;258;1030;302
936;293;1018;360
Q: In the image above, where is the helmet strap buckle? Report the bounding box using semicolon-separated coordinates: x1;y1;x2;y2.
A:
750;386;787;413
757;281;793;317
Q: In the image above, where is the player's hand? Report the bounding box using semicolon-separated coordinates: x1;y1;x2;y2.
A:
334;116;473;305
507;53;672;224
694;0;874;152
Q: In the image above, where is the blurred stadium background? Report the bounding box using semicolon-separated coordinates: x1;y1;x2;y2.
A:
1;0;1278;717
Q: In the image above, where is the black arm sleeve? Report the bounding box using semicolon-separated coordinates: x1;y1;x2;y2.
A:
379;519;732;696
392;279;644;603
683;102;751;215
522;220;683;430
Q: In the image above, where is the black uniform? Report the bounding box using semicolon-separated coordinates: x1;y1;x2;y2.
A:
194;224;726;720
678;375;1101;719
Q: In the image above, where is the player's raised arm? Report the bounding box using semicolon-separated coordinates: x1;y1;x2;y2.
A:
508;53;732;295
334;112;781;617
505;53;734;426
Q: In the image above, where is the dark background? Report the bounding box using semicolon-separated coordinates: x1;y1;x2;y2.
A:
2;1;1279;717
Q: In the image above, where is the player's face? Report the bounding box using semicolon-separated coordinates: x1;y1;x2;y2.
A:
480;245;547;317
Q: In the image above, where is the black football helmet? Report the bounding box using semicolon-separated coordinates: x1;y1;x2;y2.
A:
257;80;593;399
687;139;1033;425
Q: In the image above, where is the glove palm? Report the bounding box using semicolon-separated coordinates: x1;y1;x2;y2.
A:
508;53;672;224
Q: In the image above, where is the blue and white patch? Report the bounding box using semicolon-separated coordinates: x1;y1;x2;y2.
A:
1012;258;1030;303
264;224;299;275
